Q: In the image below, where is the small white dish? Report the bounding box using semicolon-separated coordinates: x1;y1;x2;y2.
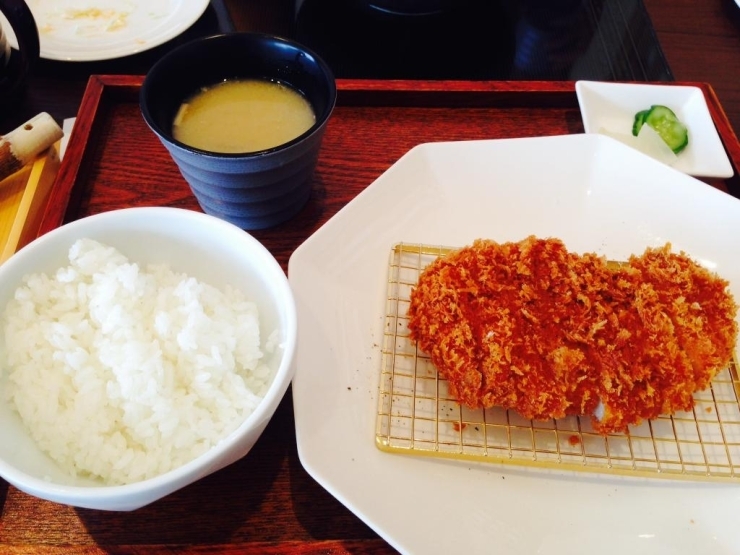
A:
575;80;734;178
289;134;740;555
0;0;209;62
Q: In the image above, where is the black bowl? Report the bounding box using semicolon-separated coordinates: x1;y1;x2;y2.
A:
140;32;336;230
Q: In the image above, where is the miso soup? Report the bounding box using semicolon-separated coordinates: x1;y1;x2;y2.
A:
172;78;316;153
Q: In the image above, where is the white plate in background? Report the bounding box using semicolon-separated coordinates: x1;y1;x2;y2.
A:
0;0;209;61
289;134;740;555
576;80;734;178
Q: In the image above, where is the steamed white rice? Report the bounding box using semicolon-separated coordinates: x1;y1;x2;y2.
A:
1;238;276;485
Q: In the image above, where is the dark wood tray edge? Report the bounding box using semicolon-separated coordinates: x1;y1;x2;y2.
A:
40;77;740;239
39;75;144;237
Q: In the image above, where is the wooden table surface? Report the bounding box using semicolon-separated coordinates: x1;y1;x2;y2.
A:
226;0;740;145
1;2;740;554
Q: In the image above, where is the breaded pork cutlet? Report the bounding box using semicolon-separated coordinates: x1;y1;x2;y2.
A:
594;245;739;433
407;236;738;434
406;237;609;421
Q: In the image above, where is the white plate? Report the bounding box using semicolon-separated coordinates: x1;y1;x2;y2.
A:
576;80;734;179
0;0;209;61
288;134;740;555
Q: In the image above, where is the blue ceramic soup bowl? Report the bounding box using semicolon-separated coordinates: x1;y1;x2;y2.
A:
140;32;336;230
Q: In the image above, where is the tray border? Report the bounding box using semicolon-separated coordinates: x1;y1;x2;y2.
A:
40;77;740;240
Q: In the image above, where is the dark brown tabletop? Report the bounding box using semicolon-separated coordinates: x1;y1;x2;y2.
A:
1;1;740;554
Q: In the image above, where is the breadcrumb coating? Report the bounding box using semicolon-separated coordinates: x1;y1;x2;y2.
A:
407;237;738;434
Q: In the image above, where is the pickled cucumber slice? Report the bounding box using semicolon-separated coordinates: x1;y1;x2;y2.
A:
631;105;689;154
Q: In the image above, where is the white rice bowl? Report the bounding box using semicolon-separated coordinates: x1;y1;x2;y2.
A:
0;208;296;511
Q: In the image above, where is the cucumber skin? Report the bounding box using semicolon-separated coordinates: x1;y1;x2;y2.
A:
632;109;650;136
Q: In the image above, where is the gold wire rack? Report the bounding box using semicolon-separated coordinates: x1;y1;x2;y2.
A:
375;242;740;482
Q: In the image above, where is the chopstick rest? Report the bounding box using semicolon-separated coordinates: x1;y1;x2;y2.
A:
0;113;64;184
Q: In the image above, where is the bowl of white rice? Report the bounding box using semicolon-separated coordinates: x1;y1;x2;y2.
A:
0;207;296;511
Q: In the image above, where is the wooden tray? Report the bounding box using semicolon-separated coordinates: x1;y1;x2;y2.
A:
41;76;740;271
6;76;740;553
